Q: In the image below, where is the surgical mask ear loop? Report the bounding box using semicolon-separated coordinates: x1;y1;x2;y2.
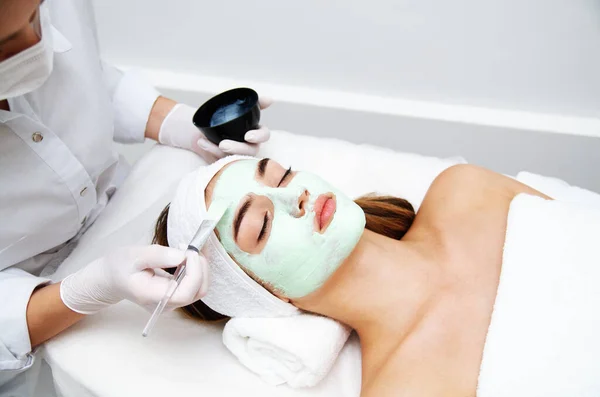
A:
31;4;44;39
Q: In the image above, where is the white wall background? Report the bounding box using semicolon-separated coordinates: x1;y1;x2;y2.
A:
93;0;600;190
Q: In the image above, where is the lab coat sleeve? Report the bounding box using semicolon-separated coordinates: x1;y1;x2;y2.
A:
101;61;161;144
0;267;49;385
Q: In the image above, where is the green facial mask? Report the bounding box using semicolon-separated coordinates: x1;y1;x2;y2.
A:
212;160;366;298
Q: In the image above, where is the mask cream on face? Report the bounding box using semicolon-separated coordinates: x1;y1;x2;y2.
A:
212;160;366;298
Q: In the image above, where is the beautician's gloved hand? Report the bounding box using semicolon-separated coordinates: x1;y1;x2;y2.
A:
60;245;209;314
157;99;273;162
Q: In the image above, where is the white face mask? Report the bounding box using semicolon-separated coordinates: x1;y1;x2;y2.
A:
0;4;54;100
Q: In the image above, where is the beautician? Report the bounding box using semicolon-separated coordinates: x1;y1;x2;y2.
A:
0;0;271;393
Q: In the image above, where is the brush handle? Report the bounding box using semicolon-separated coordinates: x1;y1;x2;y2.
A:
141;259;188;337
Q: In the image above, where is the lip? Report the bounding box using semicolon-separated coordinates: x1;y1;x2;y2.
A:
313;193;336;233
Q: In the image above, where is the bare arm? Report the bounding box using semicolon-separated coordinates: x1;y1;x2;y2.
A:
26;282;85;348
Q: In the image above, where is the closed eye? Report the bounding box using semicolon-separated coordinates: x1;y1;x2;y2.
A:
258;212;269;242
277;166;293;187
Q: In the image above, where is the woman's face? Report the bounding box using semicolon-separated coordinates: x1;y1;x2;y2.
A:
205;158;365;299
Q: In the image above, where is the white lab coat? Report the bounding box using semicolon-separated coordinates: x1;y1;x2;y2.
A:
0;0;160;394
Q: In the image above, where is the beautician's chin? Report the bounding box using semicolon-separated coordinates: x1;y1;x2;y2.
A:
314;193;337;234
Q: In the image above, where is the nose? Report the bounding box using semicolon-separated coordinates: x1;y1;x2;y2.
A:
296;189;309;218
267;186;309;218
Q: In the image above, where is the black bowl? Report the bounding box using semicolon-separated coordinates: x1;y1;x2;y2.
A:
193;87;260;145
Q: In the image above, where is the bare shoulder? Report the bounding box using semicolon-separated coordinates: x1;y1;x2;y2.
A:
415;164;551;227
426;164;550;206
431;164;505;192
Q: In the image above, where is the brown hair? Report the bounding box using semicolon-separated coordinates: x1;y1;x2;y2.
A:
152;195;415;322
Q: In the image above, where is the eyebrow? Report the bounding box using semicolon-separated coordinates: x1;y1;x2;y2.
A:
233;196;253;241
257;158;270;178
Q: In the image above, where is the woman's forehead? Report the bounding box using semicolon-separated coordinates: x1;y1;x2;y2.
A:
204;159;257;206
204;164;231;207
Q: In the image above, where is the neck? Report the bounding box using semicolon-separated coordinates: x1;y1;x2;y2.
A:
294;229;441;346
0;100;9;111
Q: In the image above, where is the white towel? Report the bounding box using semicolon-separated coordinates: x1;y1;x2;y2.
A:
516;171;600;209
223;314;352;388
476;194;600;397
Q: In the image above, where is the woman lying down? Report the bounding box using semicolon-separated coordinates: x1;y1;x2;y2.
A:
153;155;600;397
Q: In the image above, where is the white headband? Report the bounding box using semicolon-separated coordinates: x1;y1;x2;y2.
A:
167;155;299;318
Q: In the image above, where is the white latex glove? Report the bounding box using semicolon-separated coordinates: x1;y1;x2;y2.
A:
157;98;273;162
60;245;209;315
